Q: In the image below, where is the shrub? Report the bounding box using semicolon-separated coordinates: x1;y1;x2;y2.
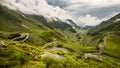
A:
0;46;31;68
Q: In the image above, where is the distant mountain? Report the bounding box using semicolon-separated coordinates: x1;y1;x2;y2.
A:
87;13;120;63
66;19;81;29
88;13;120;36
25;15;77;33
0;3;120;68
0;5;79;46
83;25;95;30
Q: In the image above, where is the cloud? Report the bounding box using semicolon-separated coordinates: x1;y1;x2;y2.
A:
1;0;72;21
1;0;120;26
46;0;69;8
65;0;120;8
77;14;102;26
63;0;120;16
45;0;120;25
101;11;120;20
77;12;119;26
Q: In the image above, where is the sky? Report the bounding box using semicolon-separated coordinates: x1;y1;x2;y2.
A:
0;0;120;26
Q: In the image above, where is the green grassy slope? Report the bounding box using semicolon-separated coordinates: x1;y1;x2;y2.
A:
0;4;120;68
87;13;120;67
88;13;120;36
0;5;69;46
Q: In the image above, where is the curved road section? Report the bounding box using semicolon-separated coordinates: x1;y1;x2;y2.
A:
9;33;29;44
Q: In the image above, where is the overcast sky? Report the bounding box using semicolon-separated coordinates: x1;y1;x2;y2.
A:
1;0;120;26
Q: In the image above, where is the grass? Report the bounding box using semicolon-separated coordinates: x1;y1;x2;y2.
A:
104;33;120;59
0;5;120;68
1;37;120;68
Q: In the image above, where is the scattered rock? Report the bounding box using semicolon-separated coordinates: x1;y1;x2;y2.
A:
0;41;5;45
84;53;104;61
34;56;38;59
0;41;7;48
49;47;68;52
41;52;64;59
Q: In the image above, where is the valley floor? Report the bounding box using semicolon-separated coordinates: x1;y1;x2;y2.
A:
0;32;120;68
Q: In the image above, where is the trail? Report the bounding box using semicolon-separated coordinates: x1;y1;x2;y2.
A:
21;33;29;42
42;37;107;58
98;37;107;55
8;33;29;45
42;41;84;55
11;33;29;42
83;37;107;60
62;43;84;55
42;41;56;49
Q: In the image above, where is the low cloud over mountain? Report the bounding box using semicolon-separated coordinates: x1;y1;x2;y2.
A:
1;0;120;26
0;0;72;21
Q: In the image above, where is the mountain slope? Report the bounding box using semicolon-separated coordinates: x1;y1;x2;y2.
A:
88;13;120;36
0;4;92;68
87;13;120;67
0;4;120;68
0;4;80;46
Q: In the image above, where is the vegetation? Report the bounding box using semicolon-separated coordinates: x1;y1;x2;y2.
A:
0;4;120;68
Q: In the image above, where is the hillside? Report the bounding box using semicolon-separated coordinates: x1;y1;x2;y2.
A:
88;13;120;36
0;3;120;68
0;4;80;46
87;13;120;67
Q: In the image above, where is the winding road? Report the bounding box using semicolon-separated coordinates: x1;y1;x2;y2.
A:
41;36;107;61
83;37;107;60
42;41;56;49
21;33;29;42
98;37;107;55
42;41;84;55
8;33;29;45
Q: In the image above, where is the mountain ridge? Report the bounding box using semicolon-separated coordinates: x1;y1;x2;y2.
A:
0;3;120;68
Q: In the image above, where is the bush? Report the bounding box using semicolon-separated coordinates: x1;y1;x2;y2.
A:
0;46;31;68
22;61;46;68
42;57;64;68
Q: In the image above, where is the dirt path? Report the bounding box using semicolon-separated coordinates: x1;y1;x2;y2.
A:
8;33;29;45
11;33;29;42
61;43;84;55
83;37;107;60
21;33;29;42
42;37;107;57
42;41;56;49
98;37;107;55
42;41;84;55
